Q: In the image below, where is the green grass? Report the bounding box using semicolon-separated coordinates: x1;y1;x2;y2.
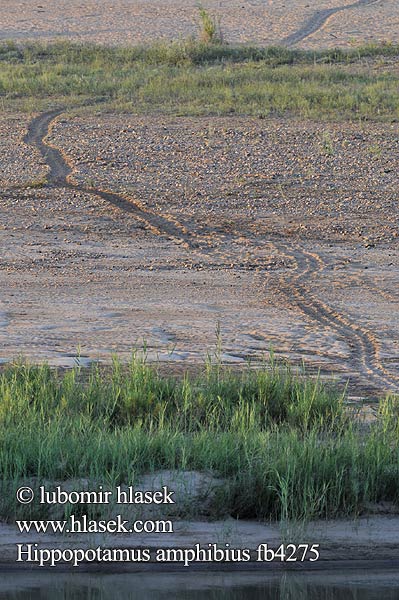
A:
0;40;398;119
1;353;398;523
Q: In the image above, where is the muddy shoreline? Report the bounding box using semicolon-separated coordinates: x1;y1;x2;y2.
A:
1;514;399;570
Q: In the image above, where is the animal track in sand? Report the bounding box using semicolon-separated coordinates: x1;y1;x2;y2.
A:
23;108;398;394
273;242;399;391
24;110;208;251
281;0;381;46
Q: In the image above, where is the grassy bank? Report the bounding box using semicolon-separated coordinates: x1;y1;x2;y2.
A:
0;40;398;119
1;354;398;523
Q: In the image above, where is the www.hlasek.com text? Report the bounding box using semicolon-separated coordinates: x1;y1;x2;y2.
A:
16;514;173;534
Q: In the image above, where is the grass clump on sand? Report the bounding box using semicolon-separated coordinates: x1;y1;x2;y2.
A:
197;6;223;45
0;353;398;523
0;40;398;119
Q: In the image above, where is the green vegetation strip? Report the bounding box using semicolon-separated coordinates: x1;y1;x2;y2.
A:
0;40;398;119
1;355;398;522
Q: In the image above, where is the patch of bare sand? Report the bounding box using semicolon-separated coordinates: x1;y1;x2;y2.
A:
304;0;399;49
0;0;398;49
2;183;319;373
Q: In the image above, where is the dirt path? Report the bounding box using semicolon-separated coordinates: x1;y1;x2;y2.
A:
281;0;381;46
21;109;399;395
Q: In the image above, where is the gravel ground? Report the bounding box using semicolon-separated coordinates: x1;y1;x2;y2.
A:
0;111;398;397
0;0;398;49
0;113;47;187
48;114;399;244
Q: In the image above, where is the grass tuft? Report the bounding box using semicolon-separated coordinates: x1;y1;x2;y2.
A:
197;6;223;45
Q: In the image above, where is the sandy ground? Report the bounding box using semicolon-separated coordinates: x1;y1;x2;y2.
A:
0;0;398;49
304;1;399;49
0;110;398;398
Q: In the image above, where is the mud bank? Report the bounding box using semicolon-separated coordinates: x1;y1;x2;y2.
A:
1;515;399;570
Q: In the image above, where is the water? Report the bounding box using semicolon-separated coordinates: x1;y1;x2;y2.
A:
1;570;399;599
